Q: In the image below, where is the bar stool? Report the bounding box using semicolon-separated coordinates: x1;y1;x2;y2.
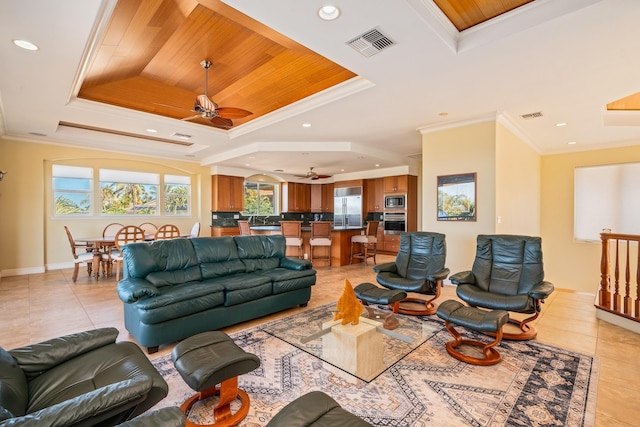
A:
237;220;251;236
309;221;332;266
350;221;379;265
280;221;303;258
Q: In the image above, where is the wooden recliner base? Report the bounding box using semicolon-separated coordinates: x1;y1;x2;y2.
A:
181;377;250;427
444;321;503;366
362;300;401;330
396;295;438;316
484;312;539;341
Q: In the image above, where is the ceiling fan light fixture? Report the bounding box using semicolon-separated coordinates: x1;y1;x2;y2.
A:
318;5;341;21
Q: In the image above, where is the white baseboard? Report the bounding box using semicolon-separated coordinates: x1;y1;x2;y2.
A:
596;308;640;335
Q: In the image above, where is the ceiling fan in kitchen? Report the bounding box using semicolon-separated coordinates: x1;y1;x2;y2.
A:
294;167;332;180
179;60;252;130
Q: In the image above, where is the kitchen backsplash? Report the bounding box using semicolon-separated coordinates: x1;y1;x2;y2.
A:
211;211;336;227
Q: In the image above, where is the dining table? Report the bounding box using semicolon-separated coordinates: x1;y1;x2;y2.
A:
74;235;155;280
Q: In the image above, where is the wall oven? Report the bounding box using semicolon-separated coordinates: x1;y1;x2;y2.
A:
383;212;406;235
384;194;406;210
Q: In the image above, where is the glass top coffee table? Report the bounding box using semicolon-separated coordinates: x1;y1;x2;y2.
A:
262;303;439;381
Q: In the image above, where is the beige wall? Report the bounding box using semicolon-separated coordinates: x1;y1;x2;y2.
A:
421;120;498;277
0;138;211;276
541;145;640;293
495;122;541;236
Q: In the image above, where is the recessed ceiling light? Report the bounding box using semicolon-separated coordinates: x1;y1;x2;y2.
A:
146;128;157;133
341;169;345;172
555;122;568;127
439;112;448;116
302;123;311;128
568;141;577;145
375;164;380;167
12;39;39;51
318;5;341;21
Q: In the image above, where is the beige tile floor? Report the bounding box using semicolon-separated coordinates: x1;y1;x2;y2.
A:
1;254;639;426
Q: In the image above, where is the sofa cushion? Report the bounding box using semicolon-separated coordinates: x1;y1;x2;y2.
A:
255;268;316;294
123;239;201;282
191;237;247;279
146;266;202;287
133;282;225;324
0;347;27;420
234;235;286;272
205;273;272;306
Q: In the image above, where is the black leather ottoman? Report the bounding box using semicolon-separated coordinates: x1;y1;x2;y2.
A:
354;282;407;329
265;391;373;427
436;299;509;365
172;331;260;427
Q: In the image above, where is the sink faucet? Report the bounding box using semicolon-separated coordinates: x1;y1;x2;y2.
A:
261;216;269;225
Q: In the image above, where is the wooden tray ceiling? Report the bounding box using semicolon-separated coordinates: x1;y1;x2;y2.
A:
434;0;534;32
78;0;357;129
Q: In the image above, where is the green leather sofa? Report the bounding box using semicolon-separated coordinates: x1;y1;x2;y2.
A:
117;235;316;353
0;328;168;426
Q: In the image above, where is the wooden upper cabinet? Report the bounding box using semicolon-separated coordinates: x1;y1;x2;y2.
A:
311;183;334;212
212;175;244;211
383;175;408;193
366;178;384;212
282;182;311;212
321;183;334;212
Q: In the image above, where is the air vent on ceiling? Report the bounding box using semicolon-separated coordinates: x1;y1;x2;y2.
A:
520;111;543;120
346;28;395;57
171;132;192;140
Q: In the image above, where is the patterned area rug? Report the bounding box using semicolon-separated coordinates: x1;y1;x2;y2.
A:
151;303;599;426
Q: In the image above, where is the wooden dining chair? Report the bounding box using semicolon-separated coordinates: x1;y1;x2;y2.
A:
64;226;106;282
139;222;158;236
103;222;124;238
154;224;180;240
350;221;379;265
281;221;303;258
109;225;146;280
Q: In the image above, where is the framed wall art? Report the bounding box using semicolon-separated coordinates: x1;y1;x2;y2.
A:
437;172;476;221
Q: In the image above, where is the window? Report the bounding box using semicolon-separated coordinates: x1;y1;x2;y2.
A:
164;174;190;216
100;169;159;215
53;165;93;215
243;181;277;216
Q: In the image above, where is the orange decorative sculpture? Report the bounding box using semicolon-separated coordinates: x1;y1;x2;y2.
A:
333;279;363;325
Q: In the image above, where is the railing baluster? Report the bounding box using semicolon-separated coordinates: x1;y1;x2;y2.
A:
596;232;640;323
613;240;620;311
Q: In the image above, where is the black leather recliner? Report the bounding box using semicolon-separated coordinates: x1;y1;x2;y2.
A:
374;232;449;315
450;234;555;340
0;327;169;426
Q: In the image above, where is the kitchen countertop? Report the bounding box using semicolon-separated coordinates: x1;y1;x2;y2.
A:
249;224;365;231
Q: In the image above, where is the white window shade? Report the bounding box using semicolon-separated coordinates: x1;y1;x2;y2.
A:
100;169;158;184
574;163;640;241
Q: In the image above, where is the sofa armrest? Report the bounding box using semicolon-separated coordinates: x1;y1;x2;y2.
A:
529;281;555;300
427;267;450;282
373;262;396;274
9;328;119;379
0;377;154;427
117;278;160;303
280;257;312;271
116;407;186;427
449;271;474;285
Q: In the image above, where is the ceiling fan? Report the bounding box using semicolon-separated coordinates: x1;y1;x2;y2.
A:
181;60;252;129
294;167;332;180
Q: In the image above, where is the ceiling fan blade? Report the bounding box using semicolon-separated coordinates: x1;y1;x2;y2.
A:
180;115;201;121
196;94;218;112
210;116;233;129
216;107;252;119
316;175;332;179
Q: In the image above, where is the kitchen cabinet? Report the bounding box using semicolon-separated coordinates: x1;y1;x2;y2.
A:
366;178;384;212
310;183;334;212
382;234;400;252
212;175;244;211
384;175;408;194
282;182;311;212
210;226;240;237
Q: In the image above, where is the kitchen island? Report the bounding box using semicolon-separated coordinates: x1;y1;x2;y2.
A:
249;224;366;267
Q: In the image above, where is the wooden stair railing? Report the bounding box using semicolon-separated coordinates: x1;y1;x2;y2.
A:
597;232;640;322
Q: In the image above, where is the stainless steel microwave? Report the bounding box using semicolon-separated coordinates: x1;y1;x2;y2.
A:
384;194;406;209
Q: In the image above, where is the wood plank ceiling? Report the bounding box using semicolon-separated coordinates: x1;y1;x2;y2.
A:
83;0;633;132
78;0;357;129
